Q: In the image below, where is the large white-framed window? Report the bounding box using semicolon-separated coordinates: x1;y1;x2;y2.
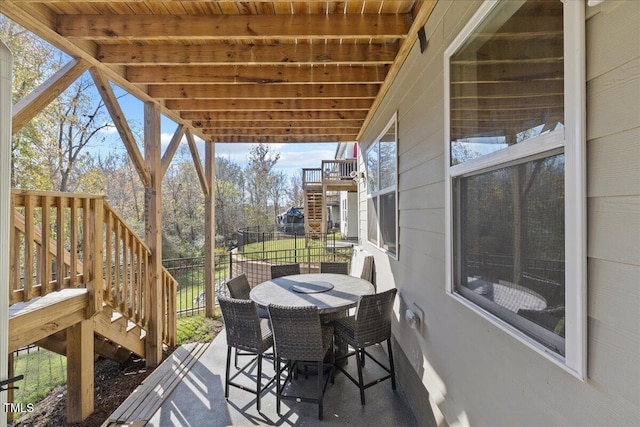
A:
366;113;398;258
444;0;586;378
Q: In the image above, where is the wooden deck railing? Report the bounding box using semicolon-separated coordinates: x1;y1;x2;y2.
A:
321;159;356;181
302;168;322;187
10;189;177;345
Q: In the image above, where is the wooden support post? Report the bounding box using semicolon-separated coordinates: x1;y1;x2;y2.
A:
204;141;216;317
87;197;104;316
144;101;163;367
66;319;94;423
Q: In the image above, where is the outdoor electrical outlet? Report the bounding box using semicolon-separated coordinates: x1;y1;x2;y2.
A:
412;303;425;335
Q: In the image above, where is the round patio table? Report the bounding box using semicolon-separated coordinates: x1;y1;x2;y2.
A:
250;273;375;372
249;273;375;315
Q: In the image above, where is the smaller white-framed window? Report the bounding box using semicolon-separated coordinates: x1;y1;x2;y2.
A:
365;113;398;257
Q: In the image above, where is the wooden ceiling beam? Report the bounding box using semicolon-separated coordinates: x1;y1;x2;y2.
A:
202;127;358;136
97;43;399;66
12;58;89;134
90;68;151;186
192;120;363;129
126;64;389;85
181;110;368;121
186;130;209;197
57;14;412;40
161;124;185;178
208;135;357;143
172;98;372;112
149;83;379;99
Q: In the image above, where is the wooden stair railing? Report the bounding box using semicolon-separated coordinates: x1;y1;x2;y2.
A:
102;203;177;346
10;190;104;314
9;189;177;348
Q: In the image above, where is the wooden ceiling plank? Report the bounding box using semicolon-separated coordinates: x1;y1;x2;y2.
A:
12;58;89;134
90;68;151;186
172;98;373;111
57;14;412;40
97;42;399;65
126;64;389;84
148;83;380;99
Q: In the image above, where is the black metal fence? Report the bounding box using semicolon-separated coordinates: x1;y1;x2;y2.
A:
236;225;339;253
166;237;354;317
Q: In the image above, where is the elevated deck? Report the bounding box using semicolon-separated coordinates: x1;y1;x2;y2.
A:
9;288;89;353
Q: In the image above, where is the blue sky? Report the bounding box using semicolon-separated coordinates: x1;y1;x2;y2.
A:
95;84;338;179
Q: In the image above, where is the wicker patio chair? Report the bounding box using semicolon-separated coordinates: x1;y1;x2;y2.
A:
319;261;349;275
267;304;335;420
350;247;375;288
225;274;269;367
270;263;301;279
333;288;397;405
226;273;268;319
226;273;251;299
218;296;275;412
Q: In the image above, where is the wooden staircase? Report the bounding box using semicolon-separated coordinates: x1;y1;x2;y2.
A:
302;160;357;235
34;305;146;364
8;190;178;422
304;186;325;235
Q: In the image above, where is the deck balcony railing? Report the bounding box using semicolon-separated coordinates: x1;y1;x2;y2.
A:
321;159;356;182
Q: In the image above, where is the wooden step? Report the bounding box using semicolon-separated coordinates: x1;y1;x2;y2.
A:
94;310;145;358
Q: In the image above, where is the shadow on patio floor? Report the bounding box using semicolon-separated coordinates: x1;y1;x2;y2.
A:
108;331;419;426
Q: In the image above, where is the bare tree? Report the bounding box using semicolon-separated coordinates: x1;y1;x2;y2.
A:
245;143;280;226
287;170;305;207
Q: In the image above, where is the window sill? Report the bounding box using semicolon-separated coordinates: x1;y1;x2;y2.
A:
446;290;585;381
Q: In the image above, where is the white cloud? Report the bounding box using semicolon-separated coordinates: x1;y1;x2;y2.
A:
215;142;338;177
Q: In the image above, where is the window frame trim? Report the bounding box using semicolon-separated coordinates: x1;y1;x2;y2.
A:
365;112;399;259
443;0;586;379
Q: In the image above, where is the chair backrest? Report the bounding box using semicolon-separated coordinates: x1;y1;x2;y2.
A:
268;304;325;361
350;247;375;283
270;263;301;279
226;273;251;300
353;288;397;347
319;261;348;275
218;295;271;353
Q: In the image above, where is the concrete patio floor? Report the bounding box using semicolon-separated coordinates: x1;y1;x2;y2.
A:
138;331;419;426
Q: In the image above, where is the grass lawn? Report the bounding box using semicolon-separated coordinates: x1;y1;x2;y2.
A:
12;349;67;405
176;313;222;345
175;264;229;312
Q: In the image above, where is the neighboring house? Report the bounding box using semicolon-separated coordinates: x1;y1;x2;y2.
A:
355;1;639;425
335;142;359;240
